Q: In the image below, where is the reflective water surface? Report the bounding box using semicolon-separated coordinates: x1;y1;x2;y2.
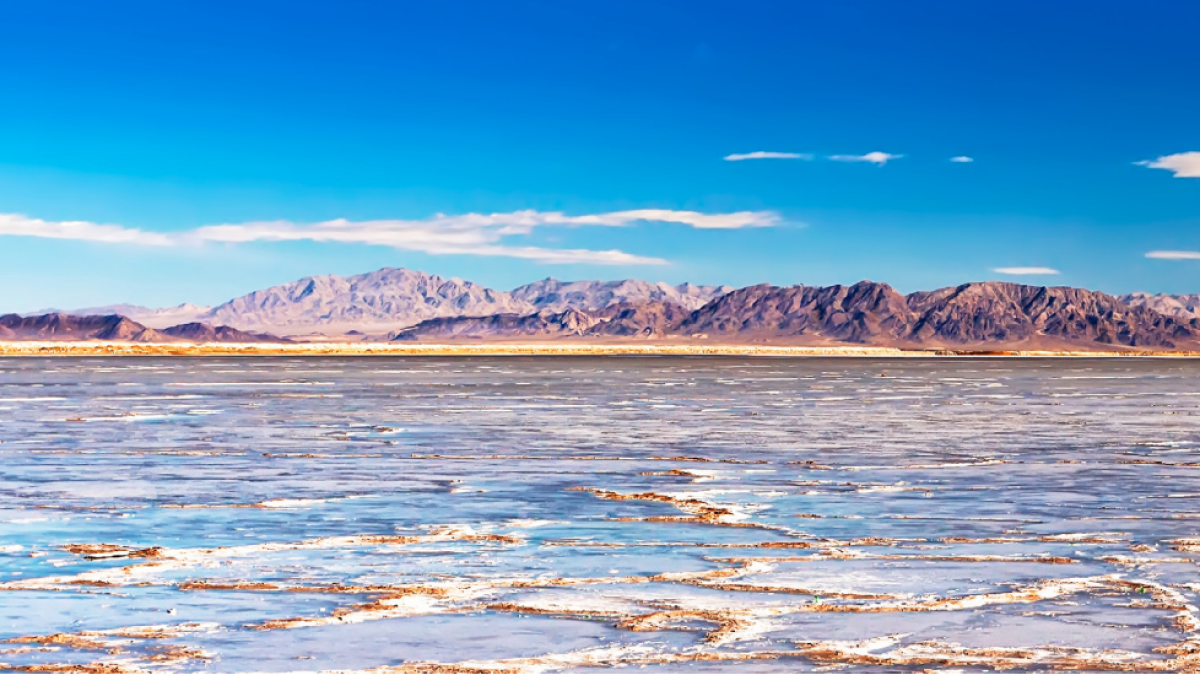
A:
2;356;1200;672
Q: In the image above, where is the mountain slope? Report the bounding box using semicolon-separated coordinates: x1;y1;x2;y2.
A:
511;278;732;312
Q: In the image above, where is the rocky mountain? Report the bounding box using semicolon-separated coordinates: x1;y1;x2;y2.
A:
511;278;732;312
0;313;171;342
679;281;914;343
201;268;535;334
392;301;691;341
681;281;1200;348
1121;293;1200;320
905;283;1197;347
393;280;1200;350
160;323;283;343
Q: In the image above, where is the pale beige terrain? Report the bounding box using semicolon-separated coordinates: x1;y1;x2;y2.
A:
2;340;1200;357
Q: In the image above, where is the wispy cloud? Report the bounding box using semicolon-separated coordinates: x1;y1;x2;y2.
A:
949;156;974;163
1146;251;1200;260
0;213;173;246
828;152;902;165
993;267;1060;275
723;151;813;161
1135;151;1200;178
0;208;782;266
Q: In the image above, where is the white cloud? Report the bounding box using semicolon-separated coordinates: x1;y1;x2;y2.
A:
828;152;902;165
0;208;783;266
949;156;974;163
723;151;813;161
993;267;1060;275
1136;152;1200;178
1146;250;1200;260
0;213;172;246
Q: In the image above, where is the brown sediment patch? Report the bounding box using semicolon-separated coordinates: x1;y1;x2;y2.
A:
616;609;754;645
0;662;132;674
144;644;210;663
639;469;708;478
786;461;833;470
59;544;163;560
6;634;113;652
569;487;781;531
1168;538;1200;552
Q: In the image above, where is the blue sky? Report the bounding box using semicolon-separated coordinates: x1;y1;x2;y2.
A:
1;1;1198;311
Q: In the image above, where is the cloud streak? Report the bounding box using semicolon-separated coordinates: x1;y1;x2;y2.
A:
0;213;173;246
0;208;782;266
723;151;813;161
993;267;1060;275
1146;251;1200;260
1136;152;1200;178
949;156;974;163
828;151;902;165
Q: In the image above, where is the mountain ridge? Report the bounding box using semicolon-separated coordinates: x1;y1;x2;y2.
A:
11;268;1200;350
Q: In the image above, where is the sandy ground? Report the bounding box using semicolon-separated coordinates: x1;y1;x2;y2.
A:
1;341;1200;357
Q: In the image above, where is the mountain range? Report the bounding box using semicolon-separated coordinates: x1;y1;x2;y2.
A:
11;267;1200;350
397;280;1200;349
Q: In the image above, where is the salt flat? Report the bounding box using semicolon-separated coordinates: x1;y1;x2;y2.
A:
1;356;1199;672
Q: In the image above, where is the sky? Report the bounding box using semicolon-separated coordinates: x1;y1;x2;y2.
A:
1;1;1198;311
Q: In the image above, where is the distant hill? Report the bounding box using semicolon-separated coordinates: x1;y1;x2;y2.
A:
201;268;534;334
0;313;171;342
0;313;282;343
510;278;732;312
1121;293;1200;320
392;301;691;341
30;303;212;328
160;323;284;343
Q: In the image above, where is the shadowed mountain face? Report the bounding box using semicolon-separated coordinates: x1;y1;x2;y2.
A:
679;281;916;343
908;283;1200;347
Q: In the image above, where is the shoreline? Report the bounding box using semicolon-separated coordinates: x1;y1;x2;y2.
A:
2;341;1200;357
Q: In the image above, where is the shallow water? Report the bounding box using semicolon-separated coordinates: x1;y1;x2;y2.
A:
1;356;1199;672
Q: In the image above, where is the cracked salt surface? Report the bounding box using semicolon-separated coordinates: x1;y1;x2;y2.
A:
2;356;1200;672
